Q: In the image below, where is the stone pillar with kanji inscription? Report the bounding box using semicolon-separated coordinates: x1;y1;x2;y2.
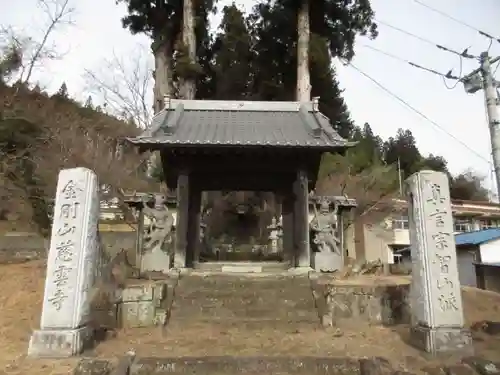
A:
405;170;473;355
28;168;100;357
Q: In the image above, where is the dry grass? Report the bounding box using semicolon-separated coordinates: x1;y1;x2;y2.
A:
1;261;500;374
0;260;77;375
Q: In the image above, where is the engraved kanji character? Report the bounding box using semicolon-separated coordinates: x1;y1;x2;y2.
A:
426;182;446;205
438;293;459;312
48;289;67;311
437;276;453;289
53;264;72;287
430;208;447;227
55;240;74;262
56;222;76;236
60;202;79;219
61;180;82;200
433;254;451;273
432;231;450;250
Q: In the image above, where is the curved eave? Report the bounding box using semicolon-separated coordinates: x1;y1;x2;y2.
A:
125;137;357;153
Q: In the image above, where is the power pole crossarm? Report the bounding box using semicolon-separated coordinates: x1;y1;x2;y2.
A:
462;55;500;83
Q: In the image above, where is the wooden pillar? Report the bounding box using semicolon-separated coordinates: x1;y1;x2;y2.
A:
354;217;367;262
186;186;202;268
294;169;310;268
282;194;295;267
175;170;190;268
135;207;144;273
338;209;345;263
342;208;356;265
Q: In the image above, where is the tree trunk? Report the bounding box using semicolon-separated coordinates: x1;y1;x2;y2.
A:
296;0;311;102
149;38;174;179
181;0;196;99
152;38;174;114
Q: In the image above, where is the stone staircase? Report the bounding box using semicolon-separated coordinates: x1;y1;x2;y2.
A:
118;272;326;374
76;272;500;375
166;272;319;329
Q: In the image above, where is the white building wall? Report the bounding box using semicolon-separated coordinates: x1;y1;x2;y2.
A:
479;239;500;263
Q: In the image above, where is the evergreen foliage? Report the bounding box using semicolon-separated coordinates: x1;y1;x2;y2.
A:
118;0;486;202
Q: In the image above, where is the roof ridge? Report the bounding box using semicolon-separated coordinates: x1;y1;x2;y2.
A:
160;99;314;112
298;105;322;138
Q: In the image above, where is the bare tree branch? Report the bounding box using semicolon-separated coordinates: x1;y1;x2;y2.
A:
24;0;75;82
83;48;153;129
0;0;74;85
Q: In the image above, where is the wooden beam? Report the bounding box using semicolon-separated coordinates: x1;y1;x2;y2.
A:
294;168;311;267
174;170;190;268
186;186;202;267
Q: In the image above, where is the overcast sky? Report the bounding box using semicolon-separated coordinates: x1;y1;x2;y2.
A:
2;0;500;193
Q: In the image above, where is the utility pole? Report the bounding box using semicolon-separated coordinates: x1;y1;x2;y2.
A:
462;52;500;200
397;157;403;196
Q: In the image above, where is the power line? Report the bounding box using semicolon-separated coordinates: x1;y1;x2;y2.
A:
374;18;477;59
348;62;492;166
493;60;500;77
359;44;461;81
412;0;500;44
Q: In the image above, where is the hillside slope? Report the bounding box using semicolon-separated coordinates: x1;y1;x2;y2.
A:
0;83;155;230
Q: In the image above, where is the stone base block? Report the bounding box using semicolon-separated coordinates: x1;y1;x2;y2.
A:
140;247;172;274
409;324;474;356
312;252;342;272
311;279;411;326
120;281;169;328
28;325;93;358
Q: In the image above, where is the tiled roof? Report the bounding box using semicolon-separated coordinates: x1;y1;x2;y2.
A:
455;228;500;246
127;99;354;150
309;195;358;207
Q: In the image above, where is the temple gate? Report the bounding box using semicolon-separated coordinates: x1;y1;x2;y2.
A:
127;99;354;270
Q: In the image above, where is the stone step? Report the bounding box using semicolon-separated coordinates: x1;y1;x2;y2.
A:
170;276;316;320
167;273;319;328
166;319;321;332
129;356;365;375
170;311;318;322
175;275;312;290
175;291;314;304
171;303;316;315
175;298;314;310
193;261;290;273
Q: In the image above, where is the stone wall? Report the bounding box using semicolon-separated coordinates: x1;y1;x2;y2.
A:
0;232;137;264
311;276;411;327
91;278;178;331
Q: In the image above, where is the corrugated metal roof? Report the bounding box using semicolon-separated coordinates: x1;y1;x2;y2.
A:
127;100;354;150
455;228;500;246
394;229;500;251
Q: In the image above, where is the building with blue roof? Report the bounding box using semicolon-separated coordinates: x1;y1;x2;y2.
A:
453;228;500;289
455;228;500;248
394;228;500;288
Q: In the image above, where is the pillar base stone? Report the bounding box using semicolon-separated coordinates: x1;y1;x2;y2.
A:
287;266;313;275
409;324;474;356
28;325;93;358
